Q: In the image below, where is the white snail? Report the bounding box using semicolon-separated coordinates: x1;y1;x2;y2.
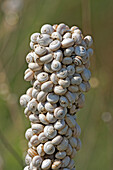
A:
20;23;93;169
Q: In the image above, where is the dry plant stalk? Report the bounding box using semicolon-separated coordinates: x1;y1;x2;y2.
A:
20;23;93;170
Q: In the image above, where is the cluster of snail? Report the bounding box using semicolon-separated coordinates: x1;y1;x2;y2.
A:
20;23;93;170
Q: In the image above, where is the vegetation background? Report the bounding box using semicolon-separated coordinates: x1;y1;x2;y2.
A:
0;0;113;169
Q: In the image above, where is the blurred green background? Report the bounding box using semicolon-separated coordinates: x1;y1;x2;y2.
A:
0;0;113;169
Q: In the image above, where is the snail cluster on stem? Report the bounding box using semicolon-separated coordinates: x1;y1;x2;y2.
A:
20;23;93;170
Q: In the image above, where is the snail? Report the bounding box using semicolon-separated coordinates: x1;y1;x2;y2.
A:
44;141;55;155
51;32;62;41
41;24;54;35
61;38;74;48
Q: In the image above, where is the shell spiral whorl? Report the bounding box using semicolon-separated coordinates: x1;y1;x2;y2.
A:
20;23;93;170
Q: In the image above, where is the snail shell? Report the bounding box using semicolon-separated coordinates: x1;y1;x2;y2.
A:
37;34;52;46
44;63;53;73
66;144;73;156
70;26;80;32
84;35;93;47
51;159;61;169
63;32;72;39
77;93;85;108
79;82;87;92
54;86;67;95
61;156;70;168
65;128;72;139
37;102;46;114
71;75;82;85
44;125;57;139
30;33;40;43
39;114;49;125
73;123;81;137
24;107;31;118
84;81;91;92
62;57;72;65
41;81;53;92
41;159;52;170
57;137;68;151
44;141;55;155
40;53;54;64
64;47;74;56
31;123;44;135
28;148;38;158
73;56;82;65
58;125;68;135
75;46;86;56
69;104;77;114
51;60;62;71
54;119;66;130
67;65;75;76
25;154;32;165
27;99;37;112
57;68;67;79
70;148;77;158
20;94;31;107
65;91;78;103
76;138;82;151
37;144;45;156
55;151;66;159
38;132;48;143
59;96;69;107
51;32;62;41
33;80;41;91
67;159;75;169
45;102;57;112
69;137;77;148
65;114;76;128
81;68;91;81
24;69;34;81
28;63;42;71
35;45;47;56
72;32;82;44
37;91;48;102
75;65;85;73
54;107;67;119
29;114;40;123
25;128;34;141
68;85;79;93
57;23;68;35
30;41;35;50
32;155;43;168
30;135;40;146
53;50;63;62
46;112;57;123
47;93;59;104
31;88;39;99
58;77;70;88
61;38;74;48
49;40;61;51
37;72;49;83
26;52;34;63
52;135;63;145
50;73;58;84
41;24;54;35
26;87;33;97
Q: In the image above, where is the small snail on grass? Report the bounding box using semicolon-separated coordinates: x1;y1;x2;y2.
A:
20;23;93;170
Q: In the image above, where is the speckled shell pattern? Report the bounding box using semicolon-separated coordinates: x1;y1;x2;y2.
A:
20;23;93;170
